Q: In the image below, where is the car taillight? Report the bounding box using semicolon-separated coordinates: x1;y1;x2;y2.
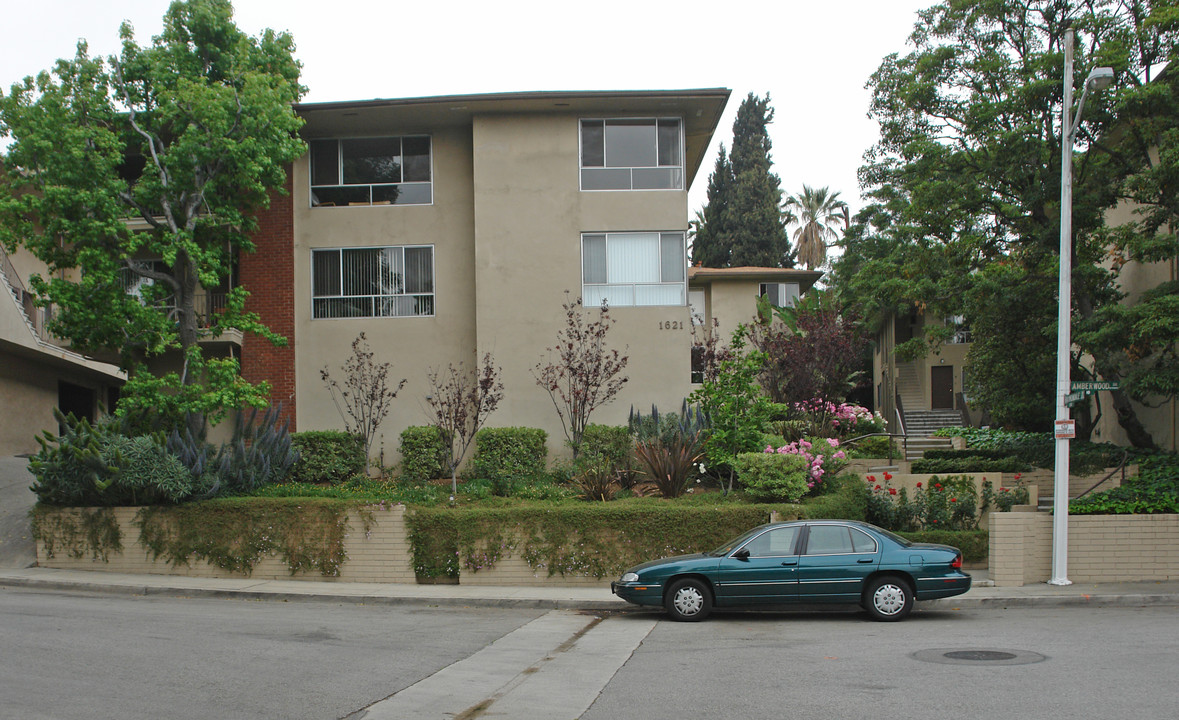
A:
951;553;962;569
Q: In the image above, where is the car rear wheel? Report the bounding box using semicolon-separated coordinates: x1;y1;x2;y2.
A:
665;578;712;622
864;576;913;621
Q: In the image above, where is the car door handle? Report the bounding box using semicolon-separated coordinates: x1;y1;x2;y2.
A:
781;561;797;567
857;559;874;564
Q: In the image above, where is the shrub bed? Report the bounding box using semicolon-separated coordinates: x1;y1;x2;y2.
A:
399;426;451;481
468;427;548;493
290;431;366;485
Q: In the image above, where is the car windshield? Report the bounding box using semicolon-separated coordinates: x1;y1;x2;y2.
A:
707;526;769;556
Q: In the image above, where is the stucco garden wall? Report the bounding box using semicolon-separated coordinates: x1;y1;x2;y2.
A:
989;511;1179;586
36;505;417;584
34;504;605;587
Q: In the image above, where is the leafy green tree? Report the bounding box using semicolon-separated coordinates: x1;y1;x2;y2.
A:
689;325;772;495
690;93;792;268
0;0;305;436
785;185;849;270
835;0;1177;445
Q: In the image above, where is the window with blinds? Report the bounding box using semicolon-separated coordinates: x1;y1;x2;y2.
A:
311;246;434;318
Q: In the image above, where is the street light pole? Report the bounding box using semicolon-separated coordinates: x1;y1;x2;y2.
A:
1051;29;1114;586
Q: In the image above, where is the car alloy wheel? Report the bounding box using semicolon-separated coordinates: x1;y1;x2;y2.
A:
665;578;712;621
865;576;913;621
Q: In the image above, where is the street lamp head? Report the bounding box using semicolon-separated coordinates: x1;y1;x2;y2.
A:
1085;67;1115;91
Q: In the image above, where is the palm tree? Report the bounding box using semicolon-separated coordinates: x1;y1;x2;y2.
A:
784;185;848;270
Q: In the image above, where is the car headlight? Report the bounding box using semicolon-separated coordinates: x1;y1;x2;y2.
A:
621;572;639;583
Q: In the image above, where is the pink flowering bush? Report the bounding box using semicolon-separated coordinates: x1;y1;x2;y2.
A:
792;398;884;439
763;436;847;493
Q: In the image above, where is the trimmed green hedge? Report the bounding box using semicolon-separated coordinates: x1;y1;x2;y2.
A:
406;503;804;579
468;427;548;491
911;457;1028;474
399;426;451;481
290;431;366;485
896;529;988;564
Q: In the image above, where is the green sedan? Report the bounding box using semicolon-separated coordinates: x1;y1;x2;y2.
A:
611;519;971;621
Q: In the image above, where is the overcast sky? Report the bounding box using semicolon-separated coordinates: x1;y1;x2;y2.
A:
1;0;933;216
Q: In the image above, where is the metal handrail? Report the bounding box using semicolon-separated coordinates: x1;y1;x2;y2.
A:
842;432;908;465
1075;448;1132;499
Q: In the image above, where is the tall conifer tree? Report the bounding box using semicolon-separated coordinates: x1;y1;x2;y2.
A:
690;93;792;268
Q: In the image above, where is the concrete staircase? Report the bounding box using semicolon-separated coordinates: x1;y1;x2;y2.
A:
895;362;922;412
900;409;964;460
0;246;42;339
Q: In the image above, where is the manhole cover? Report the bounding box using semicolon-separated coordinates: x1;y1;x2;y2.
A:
943;650;1017;661
912;648;1047;666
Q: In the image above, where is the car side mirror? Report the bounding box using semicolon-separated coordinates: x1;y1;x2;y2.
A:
733;549;750;561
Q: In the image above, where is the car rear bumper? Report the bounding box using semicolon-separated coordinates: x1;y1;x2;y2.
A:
916;571;972;600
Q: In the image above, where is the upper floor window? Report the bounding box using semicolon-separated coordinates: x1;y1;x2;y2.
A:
310;136;432;207
580;119;683;190
583;231;685;307
760;282;799;309
312;246;434;318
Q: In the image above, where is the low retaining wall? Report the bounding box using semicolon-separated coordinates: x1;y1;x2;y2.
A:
34;505;606;587
36;506;417;584
989;512;1179;586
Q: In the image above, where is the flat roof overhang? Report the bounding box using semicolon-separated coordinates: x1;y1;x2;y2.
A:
295;88;731;190
689;266;824;294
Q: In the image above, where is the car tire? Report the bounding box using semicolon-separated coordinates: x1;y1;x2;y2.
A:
863;575;913;621
665;578;712;622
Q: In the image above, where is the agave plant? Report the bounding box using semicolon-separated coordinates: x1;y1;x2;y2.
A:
629;401;710;499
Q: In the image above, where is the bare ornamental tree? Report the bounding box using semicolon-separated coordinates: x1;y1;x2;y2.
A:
320;332;406;460
425;353;504;497
533;293;628;458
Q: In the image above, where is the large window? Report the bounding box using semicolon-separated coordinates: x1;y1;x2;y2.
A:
582;232;685;307
312;246;434;318
310;136;432;207
580;119;683;190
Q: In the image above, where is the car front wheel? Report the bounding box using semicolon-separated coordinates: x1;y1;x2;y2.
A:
665;578;712;621
864;576;913;621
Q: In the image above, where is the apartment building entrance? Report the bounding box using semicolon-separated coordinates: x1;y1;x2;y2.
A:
930;366;954;409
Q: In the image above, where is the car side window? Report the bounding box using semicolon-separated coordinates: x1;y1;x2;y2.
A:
850;528;878;553
805;525;855;555
741;527;799;558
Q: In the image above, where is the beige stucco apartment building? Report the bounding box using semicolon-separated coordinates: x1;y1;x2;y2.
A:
2;88;822;463
238;89;820;463
1;243;124;456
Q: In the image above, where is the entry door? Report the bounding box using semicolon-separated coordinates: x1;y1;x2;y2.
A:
931;366;954;409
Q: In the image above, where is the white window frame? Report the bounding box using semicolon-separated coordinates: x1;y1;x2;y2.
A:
579;118;684;191
309;135;433;208
581;231;686;307
759;282;800;309
311;245;435;319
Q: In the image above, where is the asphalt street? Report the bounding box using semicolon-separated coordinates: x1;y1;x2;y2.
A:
2;587;1176;720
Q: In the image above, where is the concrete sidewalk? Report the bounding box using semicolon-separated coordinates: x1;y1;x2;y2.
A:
2;565;1178;612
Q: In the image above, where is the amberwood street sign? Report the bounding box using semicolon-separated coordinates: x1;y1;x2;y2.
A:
1066;380;1120;406
1071;381;1119;391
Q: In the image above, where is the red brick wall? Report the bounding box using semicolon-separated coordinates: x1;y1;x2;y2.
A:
240;170;296;428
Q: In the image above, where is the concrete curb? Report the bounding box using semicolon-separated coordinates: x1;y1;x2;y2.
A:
4;571;1179;612
0;574;629;611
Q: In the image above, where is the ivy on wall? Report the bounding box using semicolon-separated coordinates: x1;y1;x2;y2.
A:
406;504;805;579
30;506;123;561
134;498;368;576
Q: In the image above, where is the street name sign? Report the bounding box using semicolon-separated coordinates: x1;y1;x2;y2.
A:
1070;381;1119;391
